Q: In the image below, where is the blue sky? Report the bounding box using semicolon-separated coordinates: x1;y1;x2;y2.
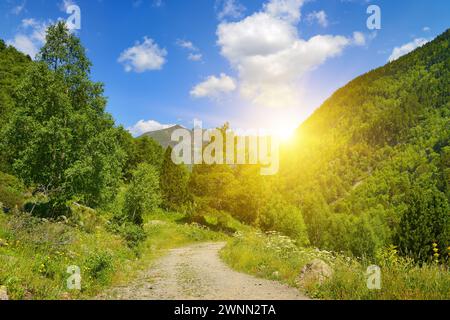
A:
1;0;449;137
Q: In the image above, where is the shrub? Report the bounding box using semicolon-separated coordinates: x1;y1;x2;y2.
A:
24;200;71;219
122;163;161;225
69;202;104;233
0;171;25;209
258;195;310;246
84;252;113;283
118;223;147;248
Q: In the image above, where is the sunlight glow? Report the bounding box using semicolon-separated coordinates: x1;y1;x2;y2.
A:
273;126;297;142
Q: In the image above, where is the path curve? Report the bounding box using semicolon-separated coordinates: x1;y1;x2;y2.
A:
101;242;309;300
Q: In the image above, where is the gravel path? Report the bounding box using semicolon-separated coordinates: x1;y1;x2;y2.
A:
101;242;309;300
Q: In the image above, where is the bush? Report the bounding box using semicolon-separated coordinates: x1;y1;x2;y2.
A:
69;202;105;233
186;205;240;235
84;252;113;283
0;171;25;209
24;200;71;219
122;163;161;225
258;196;310;246
117;223;147;248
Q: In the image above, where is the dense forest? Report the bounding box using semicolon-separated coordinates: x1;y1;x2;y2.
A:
281;29;450;262
187;29;450;264
0;23;182;240
0;21;449;288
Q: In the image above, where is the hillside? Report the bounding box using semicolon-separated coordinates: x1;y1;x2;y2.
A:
282;29;450;259
139;125;187;149
0;20;449;301
0;40;31;123
0;40;31;172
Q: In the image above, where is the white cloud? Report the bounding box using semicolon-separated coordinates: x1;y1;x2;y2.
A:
216;0;246;21
263;0;304;23
127;120;174;137
176;39;203;62
176;39;197;51
21;18;36;27
190;73;237;99
423;26;430;32
388;38;429;62
188;53;203;61
59;0;76;12
306;10;328;27
118;37;167;72
216;0;355;108
7;18;49;59
352;31;366;46
8;34;37;57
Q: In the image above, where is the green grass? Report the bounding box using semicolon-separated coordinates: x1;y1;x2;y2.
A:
0;209;226;300
221;231;450;300
4;205;447;300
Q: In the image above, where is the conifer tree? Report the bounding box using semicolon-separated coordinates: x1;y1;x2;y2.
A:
160;147;190;211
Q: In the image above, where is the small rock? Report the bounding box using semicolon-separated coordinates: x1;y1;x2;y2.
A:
60;292;71;300
297;259;333;286
0;286;9;300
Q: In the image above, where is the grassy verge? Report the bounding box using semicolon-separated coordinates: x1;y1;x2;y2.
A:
220;231;450;300
0;209;225;300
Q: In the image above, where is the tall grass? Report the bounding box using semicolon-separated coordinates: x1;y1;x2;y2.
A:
221;231;450;300
0;209;225;300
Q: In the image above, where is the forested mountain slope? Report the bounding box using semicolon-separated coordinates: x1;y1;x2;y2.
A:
0;40;31;123
282;29;450;261
0;41;31;172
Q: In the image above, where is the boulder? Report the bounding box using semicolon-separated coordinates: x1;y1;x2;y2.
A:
297;259;333;286
0;286;9;300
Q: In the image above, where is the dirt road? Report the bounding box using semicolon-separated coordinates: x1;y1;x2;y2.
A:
101;242;309;300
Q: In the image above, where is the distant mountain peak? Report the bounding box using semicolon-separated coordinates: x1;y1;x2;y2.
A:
139;124;190;149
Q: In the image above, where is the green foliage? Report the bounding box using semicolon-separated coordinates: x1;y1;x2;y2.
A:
0;172;25;209
0;211;136;299
38;22;92;103
0;41;31;173
69;202;105;233
84;252;113;283
133;136;164;170
116;132;164;182
189;162;270;225
160;147;190;211
0;23;125;210
116;223;148;249
123;163;161;225
221;231;333;288
258;195;309;246
222;232;450;300
396;187;449;263
280;29;450;260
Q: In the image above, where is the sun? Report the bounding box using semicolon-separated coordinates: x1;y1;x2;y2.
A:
273;125;297;142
